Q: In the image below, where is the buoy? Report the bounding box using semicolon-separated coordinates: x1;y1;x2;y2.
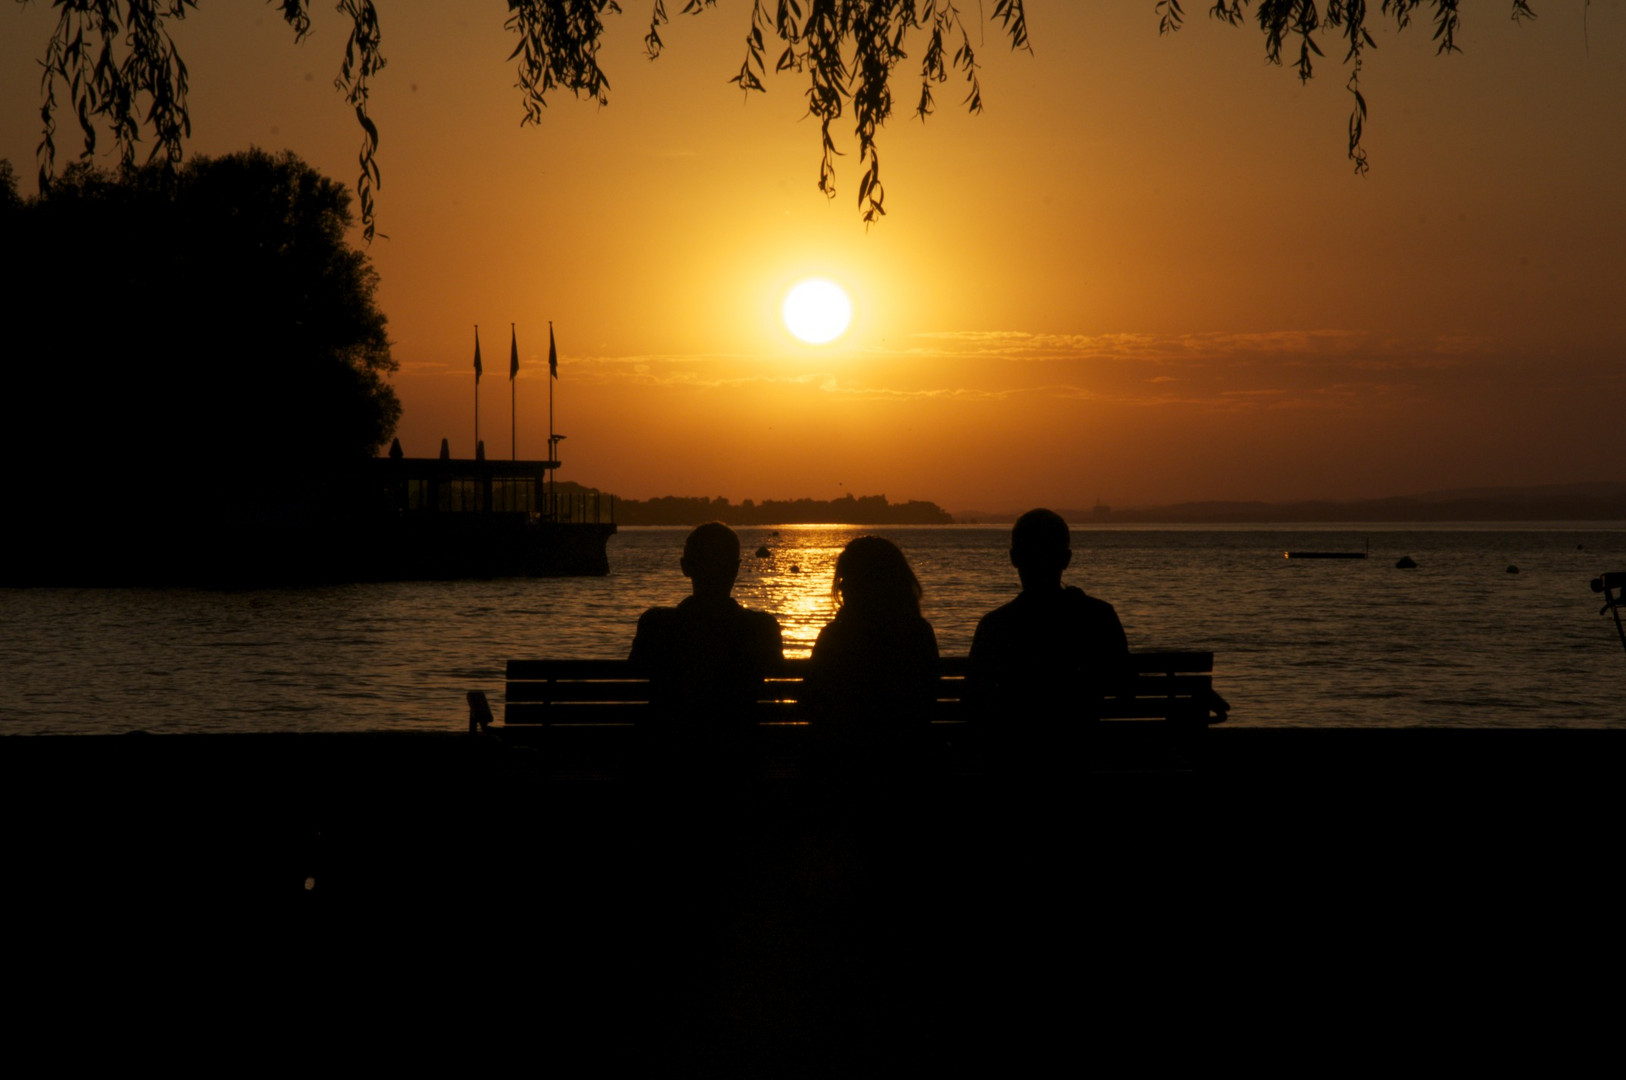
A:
789;564;800;574
1395;555;1417;569
755;545;771;558
1506;565;1520;574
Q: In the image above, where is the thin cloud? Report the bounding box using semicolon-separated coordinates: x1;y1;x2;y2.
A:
491;330;1539;413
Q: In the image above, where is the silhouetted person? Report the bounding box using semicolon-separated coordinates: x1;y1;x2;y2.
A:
805;536;940;773
801;536;942;1036
625;523;783;1054
629;522;784;772
969;508;1128;766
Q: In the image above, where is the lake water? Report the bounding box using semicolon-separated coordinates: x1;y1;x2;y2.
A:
2;524;1622;734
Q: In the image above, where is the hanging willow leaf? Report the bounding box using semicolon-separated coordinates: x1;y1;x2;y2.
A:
22;2;1539;235
1161;2;1538;175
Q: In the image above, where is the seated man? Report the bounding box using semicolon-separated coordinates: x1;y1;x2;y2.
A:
629;522;784;770
969;509;1128;757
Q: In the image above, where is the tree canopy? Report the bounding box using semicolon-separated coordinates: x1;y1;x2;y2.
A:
1;148;399;531
21;1;1538;236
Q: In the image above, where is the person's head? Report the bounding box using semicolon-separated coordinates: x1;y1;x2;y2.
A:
832;535;922;620
681;521;740;597
1010;508;1072;589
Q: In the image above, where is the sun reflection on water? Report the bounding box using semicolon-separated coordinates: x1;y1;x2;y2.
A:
730;525;850;657
7;525;1622;734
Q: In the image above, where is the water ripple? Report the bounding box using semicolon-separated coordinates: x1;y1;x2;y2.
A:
1;524;1622;732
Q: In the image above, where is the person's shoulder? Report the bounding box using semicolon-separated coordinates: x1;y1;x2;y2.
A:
1064;586;1119;616
740;605;783;645
971;596;1022;655
739;604;780;628
812;614;841;646
896;613;937;642
975;594;1023;631
630;605;682;662
707;598;779;633
810;612;855;656
1064;586;1128;652
636;604;681;628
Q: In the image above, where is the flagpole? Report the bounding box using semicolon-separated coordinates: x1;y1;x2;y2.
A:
509;323;518;462
549;320;556;517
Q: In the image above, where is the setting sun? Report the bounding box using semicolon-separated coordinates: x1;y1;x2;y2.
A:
782;279;853;345
3;7;1622;513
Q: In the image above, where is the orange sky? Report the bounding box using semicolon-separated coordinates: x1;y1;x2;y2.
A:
4;5;1623;511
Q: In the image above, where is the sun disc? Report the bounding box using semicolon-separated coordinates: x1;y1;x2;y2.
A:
783;279;853;344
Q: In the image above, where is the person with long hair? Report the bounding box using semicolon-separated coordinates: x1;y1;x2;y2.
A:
804;535;940;765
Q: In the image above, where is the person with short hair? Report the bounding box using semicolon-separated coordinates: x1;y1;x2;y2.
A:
969;509;1128;758
629;522;783;768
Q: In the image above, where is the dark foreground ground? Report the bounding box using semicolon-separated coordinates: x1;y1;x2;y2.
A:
4;727;1623;1073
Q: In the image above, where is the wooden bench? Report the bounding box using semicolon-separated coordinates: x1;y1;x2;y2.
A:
494;651;1226;734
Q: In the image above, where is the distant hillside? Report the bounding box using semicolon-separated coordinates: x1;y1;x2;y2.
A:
568;486;953;526
958;482;1626;525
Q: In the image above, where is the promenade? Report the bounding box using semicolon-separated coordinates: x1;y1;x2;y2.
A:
6;728;1619;1071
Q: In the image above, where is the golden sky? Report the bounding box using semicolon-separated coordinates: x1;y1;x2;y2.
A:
4;4;1623;511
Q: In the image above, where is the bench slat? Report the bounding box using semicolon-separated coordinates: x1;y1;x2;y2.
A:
507;682;667;705
506;701;809;724
501;650;1221;728
1115;674;1215;696
506;702;647;724
1126;651;1212;674
505;651;1211;681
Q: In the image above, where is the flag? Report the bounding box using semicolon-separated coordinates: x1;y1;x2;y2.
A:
473;327;482;383
509;325;519;380
548;323;558;380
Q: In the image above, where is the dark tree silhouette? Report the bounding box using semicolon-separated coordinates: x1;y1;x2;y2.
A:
1;148;398;580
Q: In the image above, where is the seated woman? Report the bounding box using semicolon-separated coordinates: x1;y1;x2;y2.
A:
804;535;940;772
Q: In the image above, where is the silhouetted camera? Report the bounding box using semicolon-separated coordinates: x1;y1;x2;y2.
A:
1591;572;1626;595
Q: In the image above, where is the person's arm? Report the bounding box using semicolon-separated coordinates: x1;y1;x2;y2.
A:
1097;604;1130;698
1106;607;1129;658
909;621;942;716
967;613;1000;716
801;622;837;721
757;614;785;668
628;609;658;665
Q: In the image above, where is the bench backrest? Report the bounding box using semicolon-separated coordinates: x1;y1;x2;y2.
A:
503;651;1220;727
